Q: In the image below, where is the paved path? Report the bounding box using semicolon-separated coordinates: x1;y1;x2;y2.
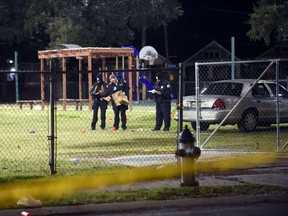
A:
2;151;288;216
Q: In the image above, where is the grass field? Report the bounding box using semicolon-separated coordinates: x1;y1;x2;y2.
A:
0;103;287;178
0;103;178;176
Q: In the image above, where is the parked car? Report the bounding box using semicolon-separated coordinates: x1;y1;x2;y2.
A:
175;79;288;132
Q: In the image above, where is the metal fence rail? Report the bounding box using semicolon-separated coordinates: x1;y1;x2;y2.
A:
1;59;287;177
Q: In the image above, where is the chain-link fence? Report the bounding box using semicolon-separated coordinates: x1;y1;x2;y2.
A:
0;70;49;175
180;59;288;152
0;66;180;176
1;59;288;177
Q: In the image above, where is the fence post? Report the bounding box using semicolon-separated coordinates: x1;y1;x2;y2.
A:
195;62;200;148
14;51;19;102
176;63;184;167
49;60;56;175
178;63;183;133
276;60;280;151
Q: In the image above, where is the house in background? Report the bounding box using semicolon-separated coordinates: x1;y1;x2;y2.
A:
182;41;241;95
256;42;288;59
256;42;288;81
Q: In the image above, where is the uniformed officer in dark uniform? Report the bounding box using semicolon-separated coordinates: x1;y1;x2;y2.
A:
151;72;172;131
100;73;129;131
89;73;108;130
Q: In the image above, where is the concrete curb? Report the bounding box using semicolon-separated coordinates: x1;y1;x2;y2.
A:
2;194;288;216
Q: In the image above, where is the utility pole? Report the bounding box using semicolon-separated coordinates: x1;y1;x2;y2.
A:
14;51;19;101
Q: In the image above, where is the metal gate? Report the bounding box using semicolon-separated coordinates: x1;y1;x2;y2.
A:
192;59;288;151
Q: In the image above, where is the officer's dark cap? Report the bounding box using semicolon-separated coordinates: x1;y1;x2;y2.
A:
156;72;164;80
97;73;103;81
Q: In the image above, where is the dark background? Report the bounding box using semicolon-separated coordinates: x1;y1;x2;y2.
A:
0;0;276;68
146;0;275;62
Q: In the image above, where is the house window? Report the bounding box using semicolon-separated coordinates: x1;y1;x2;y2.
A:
204;52;220;59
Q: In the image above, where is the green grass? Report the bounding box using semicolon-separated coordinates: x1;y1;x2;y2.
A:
0;103;287;178
199;124;288;150
3;184;287;209
1;103;288;210
0;104;179;176
43;184;287;206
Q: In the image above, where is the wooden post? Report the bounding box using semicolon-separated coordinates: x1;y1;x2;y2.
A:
115;57;118;70
78;59;83;110
40;59;45;110
128;55;133;111
62;58;67;110
102;58;107;82
122;56;125;78
88;52;93;111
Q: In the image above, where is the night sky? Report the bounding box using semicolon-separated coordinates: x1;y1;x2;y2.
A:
0;0;277;67
146;0;276;62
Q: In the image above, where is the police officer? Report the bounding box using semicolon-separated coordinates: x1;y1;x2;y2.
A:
151;72;172;131
89;73;108;130
100;73;129;131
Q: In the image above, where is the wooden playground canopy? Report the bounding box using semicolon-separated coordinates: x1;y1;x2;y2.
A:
38;47;134;110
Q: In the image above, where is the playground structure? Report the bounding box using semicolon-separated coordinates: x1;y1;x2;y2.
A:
38;47;135;111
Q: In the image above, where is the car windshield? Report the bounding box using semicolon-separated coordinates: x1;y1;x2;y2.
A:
201;82;243;96
266;83;288;98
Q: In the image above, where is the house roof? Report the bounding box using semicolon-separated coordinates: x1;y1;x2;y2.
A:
256;42;288;59
183;41;240;65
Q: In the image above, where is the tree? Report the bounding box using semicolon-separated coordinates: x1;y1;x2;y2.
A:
0;0;53;49
0;0;183;50
46;0;183;48
49;0;135;47
247;0;288;45
0;0;28;44
129;0;183;47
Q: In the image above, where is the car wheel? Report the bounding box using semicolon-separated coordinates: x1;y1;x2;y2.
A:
237;111;257;132
191;122;210;131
